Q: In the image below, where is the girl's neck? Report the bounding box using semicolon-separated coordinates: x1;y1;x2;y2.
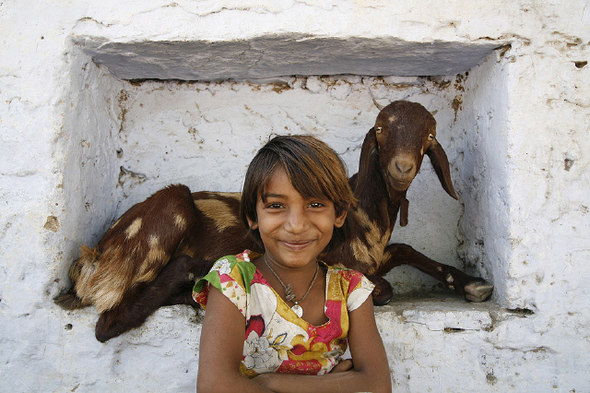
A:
256;254;328;324
255;255;320;298
261;254;317;281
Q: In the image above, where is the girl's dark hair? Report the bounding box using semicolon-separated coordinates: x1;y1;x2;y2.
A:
240;135;357;253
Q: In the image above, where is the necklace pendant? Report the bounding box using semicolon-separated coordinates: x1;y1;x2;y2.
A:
291;304;303;318
284;285;296;302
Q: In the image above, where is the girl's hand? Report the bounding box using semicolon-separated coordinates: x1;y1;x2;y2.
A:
252;373;271;387
330;359;353;373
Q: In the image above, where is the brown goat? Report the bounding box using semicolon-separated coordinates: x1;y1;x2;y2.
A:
55;100;493;342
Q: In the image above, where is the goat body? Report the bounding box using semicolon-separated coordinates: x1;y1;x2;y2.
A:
55;101;493;342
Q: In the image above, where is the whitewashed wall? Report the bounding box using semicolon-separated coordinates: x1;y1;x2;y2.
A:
1;1;589;392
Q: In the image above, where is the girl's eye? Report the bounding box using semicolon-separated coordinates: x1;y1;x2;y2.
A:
266;203;283;209
309;202;326;208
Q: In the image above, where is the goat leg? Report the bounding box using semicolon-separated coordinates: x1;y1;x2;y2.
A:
95;255;213;342
379;243;493;302
54;287;90;310
366;274;394;306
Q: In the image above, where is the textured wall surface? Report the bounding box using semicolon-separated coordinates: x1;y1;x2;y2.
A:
1;1;589;391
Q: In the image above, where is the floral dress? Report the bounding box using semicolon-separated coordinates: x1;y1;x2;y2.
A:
193;250;375;378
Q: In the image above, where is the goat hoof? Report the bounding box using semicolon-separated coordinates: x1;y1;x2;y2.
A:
369;276;393;306
371;287;393;306
463;280;494;302
373;295;392;306
54;290;88;310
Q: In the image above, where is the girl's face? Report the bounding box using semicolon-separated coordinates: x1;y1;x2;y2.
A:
248;166;347;270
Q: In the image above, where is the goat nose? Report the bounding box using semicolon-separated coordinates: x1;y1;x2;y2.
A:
395;161;414;175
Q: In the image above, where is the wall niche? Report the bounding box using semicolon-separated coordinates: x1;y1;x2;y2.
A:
61;35;507;299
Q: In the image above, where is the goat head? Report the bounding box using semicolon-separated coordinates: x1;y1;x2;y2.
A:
365;100;457;226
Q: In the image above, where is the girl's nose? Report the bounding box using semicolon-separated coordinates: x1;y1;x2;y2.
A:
284;207;308;233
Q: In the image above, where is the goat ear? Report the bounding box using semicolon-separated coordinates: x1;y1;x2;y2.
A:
354;128;379;196
400;197;409;227
426;139;458;200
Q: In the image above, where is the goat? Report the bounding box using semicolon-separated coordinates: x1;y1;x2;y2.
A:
55;100;493;342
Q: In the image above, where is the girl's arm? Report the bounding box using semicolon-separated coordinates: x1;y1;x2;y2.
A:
197;286;273;393
253;298;392;393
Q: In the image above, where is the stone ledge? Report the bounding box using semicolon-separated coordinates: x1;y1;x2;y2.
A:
60;292;513;343
375;292;519;332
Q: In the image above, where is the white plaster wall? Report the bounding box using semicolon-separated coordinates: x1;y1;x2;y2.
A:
59;51;126;266
505;43;590;313
455;50;513;303
1;1;589;392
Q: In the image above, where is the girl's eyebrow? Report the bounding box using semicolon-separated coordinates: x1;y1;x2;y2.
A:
264;193;331;202
262;192;285;199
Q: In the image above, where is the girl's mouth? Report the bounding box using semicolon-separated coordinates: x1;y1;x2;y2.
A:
282;240;313;250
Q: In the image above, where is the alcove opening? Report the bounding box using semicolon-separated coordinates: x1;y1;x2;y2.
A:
61;36;509;305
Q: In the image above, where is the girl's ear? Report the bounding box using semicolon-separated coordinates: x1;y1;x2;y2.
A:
247;217;259;230
334;209;348;229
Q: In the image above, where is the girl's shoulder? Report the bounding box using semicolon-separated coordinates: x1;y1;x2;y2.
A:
211;250;258;274
325;264;371;287
193;250;260;302
323;264;375;312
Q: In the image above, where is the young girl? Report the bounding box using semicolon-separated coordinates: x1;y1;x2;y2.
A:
194;135;392;392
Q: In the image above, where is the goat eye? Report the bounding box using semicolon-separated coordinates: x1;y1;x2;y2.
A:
375;126;383;134
428;134;435;141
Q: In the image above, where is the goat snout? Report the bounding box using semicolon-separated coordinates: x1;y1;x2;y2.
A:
395;161;414;175
384;156;419;192
390;154;417;174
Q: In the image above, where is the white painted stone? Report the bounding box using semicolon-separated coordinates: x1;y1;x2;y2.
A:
1;0;589;392
401;307;493;332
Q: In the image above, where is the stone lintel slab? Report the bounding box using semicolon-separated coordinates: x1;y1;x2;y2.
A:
74;35;502;81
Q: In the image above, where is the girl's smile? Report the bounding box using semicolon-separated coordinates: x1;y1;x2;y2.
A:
248;166;347;271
